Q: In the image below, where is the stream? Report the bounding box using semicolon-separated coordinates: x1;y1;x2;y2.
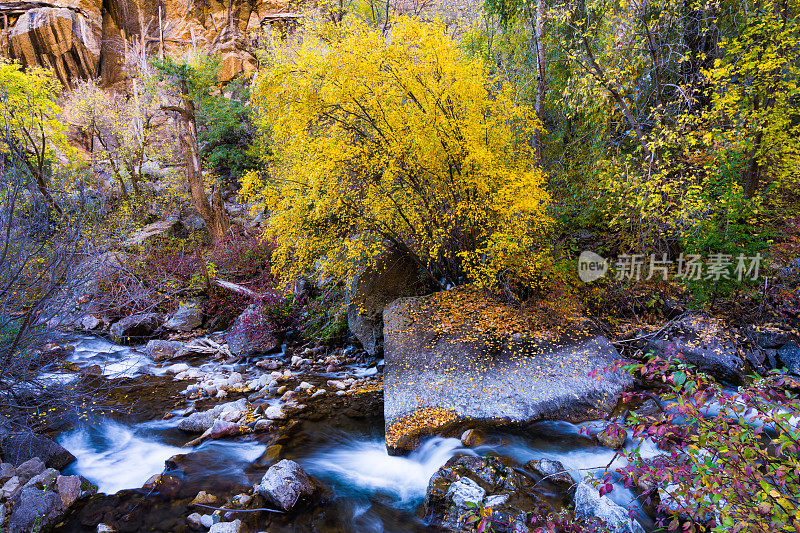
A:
48;335;652;532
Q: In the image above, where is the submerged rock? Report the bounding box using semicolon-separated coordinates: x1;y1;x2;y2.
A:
524;458;574;496
256;459;316;511
573;481;644;533
177;399;248;433
383;291;633;452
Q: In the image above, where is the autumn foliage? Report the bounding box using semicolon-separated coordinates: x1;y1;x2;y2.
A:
244;16;552;294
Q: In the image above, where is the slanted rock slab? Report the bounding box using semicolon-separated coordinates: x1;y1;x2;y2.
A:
383;290;633;453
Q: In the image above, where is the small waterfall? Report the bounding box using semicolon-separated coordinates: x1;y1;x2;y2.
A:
58;419;184;494
302;436;467;508
58;419;266;495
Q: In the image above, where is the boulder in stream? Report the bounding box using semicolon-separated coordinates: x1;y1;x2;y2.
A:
144;339;185;361
524;458;575;496
256;459;316;511
177;399;248;433
424;454;549;532
573;481;644;533
110;313;165;344
0;433;75;470
383;289;633;453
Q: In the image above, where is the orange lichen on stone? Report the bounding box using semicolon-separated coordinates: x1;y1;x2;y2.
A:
346;378;383;395
427;285;583;341
385;407;460;450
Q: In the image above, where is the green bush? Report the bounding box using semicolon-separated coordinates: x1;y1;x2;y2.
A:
197;77;259;183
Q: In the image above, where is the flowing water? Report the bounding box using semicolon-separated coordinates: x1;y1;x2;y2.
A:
52;335;652;532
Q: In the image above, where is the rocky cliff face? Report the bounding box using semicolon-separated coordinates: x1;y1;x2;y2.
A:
0;0;292;87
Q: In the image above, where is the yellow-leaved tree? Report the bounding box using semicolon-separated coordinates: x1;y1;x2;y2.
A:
245;16;552;293
0;59;75;213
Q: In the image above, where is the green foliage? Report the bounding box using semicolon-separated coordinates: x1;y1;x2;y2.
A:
197;77;259;182
302;299;348;344
151;53;221;100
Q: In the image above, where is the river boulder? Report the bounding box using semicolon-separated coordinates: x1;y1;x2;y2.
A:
646;315;746;383
256;459;316;511
383;289;633;453
143;339;185;361
226;304;280;356
573;481;644;533
424;455;549;532
110;313;165;344
347;249;429;356
0;433;75;470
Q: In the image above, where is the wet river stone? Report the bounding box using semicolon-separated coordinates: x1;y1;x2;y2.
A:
424;454;552;532
383;292;633;452
256;459;316;511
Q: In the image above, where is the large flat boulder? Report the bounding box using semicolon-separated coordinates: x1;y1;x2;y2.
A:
346;249;429;356
646;315;746;383
383;289;633;453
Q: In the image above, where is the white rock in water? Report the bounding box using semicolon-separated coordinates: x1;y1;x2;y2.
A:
574;482;644;533
186;513;203;528
298;381;314;390
164;363;190;374
327;380;346;390
447;478;485;508
209;518;243;533
264;405;286;420
256;460;315;511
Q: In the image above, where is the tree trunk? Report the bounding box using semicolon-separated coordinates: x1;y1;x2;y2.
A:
534;0;546;162
177;80;230;242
